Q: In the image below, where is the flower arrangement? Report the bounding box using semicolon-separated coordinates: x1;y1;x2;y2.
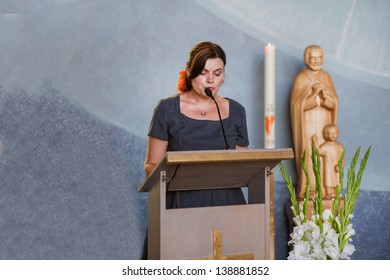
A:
279;145;371;260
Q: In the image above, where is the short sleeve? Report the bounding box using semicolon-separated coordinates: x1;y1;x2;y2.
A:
147;99;170;141
230;99;249;147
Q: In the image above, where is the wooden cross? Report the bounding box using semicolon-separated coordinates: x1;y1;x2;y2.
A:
197;230;254;260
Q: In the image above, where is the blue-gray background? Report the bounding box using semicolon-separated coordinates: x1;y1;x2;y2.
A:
0;0;388;259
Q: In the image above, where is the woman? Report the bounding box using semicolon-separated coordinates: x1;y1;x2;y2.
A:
144;41;249;209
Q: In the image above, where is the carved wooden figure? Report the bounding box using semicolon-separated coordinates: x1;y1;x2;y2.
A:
312;124;344;198
290;45;339;199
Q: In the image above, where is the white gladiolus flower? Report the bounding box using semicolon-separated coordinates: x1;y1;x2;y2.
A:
325;228;339;247
335;216;341;229
346;224;356;238
289;223;308;244
288;241;311;260
309;224;321;245
322;223;331;235
312;243;326;260
299;212;305;222
340;243;355;260
323;209;333;223
293;216;302;226
324;245;340;260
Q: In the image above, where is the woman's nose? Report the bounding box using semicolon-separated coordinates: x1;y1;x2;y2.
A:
206;73;214;83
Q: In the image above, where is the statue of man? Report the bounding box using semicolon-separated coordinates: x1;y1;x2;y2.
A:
290;45;338;199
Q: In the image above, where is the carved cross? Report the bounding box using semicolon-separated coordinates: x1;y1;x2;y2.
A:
197;230;254;260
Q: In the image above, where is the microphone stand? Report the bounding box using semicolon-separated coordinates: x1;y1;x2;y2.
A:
205;88;230;149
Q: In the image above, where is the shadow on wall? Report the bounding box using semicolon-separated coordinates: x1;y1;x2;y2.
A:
0;83;148;259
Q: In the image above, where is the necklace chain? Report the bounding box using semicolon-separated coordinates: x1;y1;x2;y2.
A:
191;94;211;116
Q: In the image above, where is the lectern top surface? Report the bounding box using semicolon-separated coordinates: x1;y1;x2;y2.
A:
165;148;294;164
138;148;294;192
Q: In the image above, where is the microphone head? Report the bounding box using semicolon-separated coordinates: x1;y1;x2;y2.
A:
204;87;213;98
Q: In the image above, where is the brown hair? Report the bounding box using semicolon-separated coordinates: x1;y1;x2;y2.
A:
184;42;226;91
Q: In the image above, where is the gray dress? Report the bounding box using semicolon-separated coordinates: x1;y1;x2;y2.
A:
148;94;249;208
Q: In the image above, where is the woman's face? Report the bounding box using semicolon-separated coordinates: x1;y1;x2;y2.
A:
189;58;225;97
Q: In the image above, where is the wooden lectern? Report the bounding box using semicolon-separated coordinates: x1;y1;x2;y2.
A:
138;148;294;260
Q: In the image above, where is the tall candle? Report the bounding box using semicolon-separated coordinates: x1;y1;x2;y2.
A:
264;43;276;149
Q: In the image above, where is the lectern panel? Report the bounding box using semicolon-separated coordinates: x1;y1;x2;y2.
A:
166;161;269;191
161;204;266;260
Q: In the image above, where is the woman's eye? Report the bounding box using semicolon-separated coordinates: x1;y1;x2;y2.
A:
200;70;223;76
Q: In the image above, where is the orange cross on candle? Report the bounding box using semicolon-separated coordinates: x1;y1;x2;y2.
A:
265;115;275;135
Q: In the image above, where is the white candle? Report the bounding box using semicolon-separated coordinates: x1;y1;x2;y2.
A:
264;43;276;149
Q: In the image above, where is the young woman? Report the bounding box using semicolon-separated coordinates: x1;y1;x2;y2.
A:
144;41;249;208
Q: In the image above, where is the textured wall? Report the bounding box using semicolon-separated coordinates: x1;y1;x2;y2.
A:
0;85;148;259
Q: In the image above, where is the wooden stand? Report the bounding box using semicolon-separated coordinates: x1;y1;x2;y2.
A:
139;148;294;260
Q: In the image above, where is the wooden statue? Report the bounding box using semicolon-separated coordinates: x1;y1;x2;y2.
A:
290;45;339;200
312;124;344;198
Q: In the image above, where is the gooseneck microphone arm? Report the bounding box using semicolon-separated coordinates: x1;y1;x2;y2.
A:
204;88;230;149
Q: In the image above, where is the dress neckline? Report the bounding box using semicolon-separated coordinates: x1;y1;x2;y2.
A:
177;94;230;121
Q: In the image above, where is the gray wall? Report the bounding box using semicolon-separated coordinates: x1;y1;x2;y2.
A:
0;0;389;259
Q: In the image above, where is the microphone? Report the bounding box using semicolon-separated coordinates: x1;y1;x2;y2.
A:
204;88;230;149
205;87;213;98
